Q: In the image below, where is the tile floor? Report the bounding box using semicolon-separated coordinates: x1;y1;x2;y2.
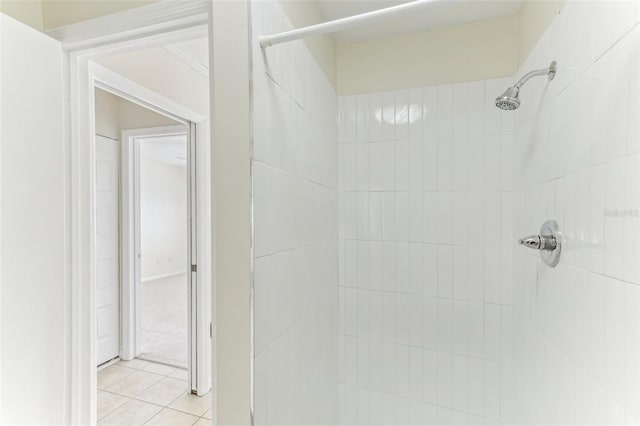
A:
98;358;211;425
141;273;188;367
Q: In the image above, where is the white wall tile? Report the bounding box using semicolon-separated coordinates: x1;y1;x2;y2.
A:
453;301;470;355
423;192;438;243
381;92;395;141
423;137;438;191
356;94;369;143
467;357;484;417
342;96;357;144
604;157;626;279
423;297;438;350
484;304;501;362
423;349;437;404
356;143;369;192
408;140;423;192
395;90;409;141
452;355;468;412
437;352;453;408
368;93;383;143
483;361;501;420
453;247;470;301
437;192;453;243
381;142;396;191
510;3;640;424
438;297;454;354
604;276;626;405
396;141;409;191
625;282;640;423
624;154;640;284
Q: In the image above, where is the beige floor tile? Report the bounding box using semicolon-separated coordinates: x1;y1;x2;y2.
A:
142;362;177;376
135;377;189;406
98;399;162;425
169;368;188;381
168;393;211;417
201;409;212;420
144;408;199;425
117;358;151;371
98;365;137;389
97;391;129;420
105;370;164;397
192;418;210;425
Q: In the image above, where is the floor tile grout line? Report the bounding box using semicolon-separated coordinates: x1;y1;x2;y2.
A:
99;361;187;390
98;360;210;423
103;372;165;398
112;380;187;407
96;390;131;422
139;403;166;426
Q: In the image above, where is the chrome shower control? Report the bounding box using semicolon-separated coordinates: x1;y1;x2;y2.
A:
518;220;561;267
518;235;556;251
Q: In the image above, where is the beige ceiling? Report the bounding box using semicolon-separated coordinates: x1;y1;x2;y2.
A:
315;0;525;42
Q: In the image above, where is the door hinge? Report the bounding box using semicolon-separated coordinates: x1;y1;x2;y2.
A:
210;322;212;338
191;264;197;272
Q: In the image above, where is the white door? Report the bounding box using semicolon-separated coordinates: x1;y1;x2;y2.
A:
95;135;120;365
0;13;66;424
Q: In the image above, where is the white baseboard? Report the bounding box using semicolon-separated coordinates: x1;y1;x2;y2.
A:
141;270;187;283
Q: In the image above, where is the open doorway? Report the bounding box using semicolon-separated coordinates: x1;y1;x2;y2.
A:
137;130;189;368
92;35;212;424
95;90;184;370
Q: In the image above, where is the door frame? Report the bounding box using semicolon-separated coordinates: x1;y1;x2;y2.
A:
96;62;212;395
120;124;189;362
48;4;213;423
120;123;209;395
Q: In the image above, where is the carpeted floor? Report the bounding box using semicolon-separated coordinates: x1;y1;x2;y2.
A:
140;273;188;368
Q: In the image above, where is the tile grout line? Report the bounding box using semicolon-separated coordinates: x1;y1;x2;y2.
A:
96;390;131;422
99;360;210;424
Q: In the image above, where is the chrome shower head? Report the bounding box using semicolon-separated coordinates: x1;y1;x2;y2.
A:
495;61;557;111
495;86;520;111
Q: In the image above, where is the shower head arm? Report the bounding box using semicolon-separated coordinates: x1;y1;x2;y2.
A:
514;61;557;89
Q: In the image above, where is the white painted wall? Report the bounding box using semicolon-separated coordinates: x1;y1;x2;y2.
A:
40;0;159;30
139;153;188;280
0;13;65;424
95;88;121;140
94;88;185;281
0;0;43;30
94;88;177;141
278;0;337;88
336;15;518;95
512;1;640;423
97;48;209;116
515;0;564;65
94;89;183;281
251;1;339;425
335;0;564;96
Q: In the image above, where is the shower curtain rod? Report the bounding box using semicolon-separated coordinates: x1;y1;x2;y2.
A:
258;0;431;48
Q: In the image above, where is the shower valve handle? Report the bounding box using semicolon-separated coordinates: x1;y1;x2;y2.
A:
518;220;561;267
518;234;557;251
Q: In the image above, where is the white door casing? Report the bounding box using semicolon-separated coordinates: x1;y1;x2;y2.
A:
0;13;66;424
95;136;120;365
121;123;210;395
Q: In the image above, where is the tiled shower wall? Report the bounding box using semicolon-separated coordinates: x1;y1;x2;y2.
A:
512;1;640;424
252;1;339;425
338;80;515;425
